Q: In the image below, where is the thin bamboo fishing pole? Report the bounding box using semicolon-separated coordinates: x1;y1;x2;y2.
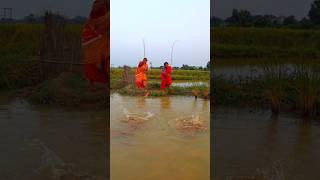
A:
171;40;179;66
142;38;146;58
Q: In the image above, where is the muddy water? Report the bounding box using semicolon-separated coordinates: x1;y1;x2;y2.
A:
0;97;107;179
110;94;210;180
213;108;320;180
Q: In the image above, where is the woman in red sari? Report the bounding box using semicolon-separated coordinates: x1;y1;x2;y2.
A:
161;62;172;90
82;0;109;91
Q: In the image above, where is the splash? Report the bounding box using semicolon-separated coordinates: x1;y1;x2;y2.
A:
122;108;154;121
174;112;208;135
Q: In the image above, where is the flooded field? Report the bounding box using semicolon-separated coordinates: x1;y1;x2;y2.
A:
110;93;210;180
0;96;107;179
212;108;320;180
214;64;295;80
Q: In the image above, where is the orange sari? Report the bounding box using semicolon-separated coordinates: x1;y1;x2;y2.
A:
135;62;148;88
82;0;109;84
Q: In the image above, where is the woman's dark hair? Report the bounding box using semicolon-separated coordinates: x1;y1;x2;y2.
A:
164;62;168;66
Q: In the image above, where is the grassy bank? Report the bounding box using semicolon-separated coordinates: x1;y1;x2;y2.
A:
112;81;210;98
27;72;107;108
0;24;83;90
111;68;210;81
111;68;210;98
212;63;320;117
212;27;320;59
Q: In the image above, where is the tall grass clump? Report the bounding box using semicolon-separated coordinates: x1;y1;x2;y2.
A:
262;60;287;116
294;63;320;117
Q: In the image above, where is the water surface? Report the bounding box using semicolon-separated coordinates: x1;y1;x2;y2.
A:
212;108;320;180
0;97;107;179
111;93;210;180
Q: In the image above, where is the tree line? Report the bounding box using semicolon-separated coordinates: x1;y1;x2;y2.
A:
212;0;320;28
0;12;87;24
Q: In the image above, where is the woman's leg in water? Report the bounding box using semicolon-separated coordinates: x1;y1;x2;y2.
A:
143;80;149;96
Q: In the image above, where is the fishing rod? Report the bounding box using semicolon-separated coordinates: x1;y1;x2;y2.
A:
170;40;179;67
142;38;146;58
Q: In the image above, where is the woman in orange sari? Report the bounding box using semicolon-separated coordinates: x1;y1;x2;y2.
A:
135;58;149;96
82;0;109;91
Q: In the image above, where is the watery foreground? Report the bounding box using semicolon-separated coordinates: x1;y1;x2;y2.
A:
110;93;210;180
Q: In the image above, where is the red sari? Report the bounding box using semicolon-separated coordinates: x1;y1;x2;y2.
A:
82;0;109;85
161;65;172;89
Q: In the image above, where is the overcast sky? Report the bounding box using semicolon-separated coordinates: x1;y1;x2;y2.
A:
1;0;315;19
1;0;91;18
212;0;315;19
111;0;210;67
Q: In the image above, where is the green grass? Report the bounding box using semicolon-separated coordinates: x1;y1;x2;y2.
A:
114;81;210;98
111;68;210;98
212;27;320;59
0;24;83;90
111;68;210;81
29;72;107;107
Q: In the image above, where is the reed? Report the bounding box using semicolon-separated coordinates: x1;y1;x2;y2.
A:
294;63;320;117
262;60;286;116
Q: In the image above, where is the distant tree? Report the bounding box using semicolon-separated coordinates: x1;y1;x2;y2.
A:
211;16;223;27
225;9;238;25
283;16;298;26
300;17;313;28
252;15;267;27
226;9;252;27
70;16;87;24
264;15;278;26
309;0;320;25
237;10;252;27
181;64;197;70
24;14;36;23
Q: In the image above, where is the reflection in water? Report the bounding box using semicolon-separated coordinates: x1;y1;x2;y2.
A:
136;96;146;109
160;96;171;110
213;108;320;180
0;98;107;179
111;93;210;180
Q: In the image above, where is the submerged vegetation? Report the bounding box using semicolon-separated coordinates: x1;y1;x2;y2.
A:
262;62;286;115
213;62;320;117
294;64;320;117
212;25;320;118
